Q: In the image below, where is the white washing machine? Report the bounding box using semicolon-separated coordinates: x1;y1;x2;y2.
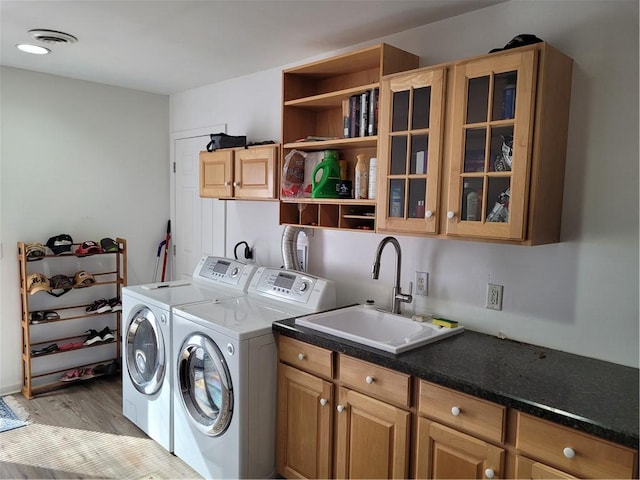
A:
172;266;336;479
121;256;256;452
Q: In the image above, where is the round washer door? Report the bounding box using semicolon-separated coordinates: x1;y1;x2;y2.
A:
177;333;233;436
125;306;166;395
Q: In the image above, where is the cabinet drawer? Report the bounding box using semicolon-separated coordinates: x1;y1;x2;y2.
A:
418;380;506;444
516;412;637;479
338;355;410;408
278;336;333;379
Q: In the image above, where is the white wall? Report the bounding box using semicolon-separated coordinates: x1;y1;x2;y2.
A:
0;68;169;393
171;0;639;368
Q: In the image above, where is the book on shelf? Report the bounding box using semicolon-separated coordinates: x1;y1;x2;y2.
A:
348;94;360;139
368;88;379;136
345;88;379;138
359;91;369;137
294;135;339;142
342;99;350;138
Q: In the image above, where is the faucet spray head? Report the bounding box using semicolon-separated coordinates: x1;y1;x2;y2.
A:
372;262;380;279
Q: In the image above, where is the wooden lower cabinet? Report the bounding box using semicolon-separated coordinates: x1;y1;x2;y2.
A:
276;338;638;480
515;455;578;479
514;412;638;479
276;363;333;479
415;418;505;479
335;387;411;479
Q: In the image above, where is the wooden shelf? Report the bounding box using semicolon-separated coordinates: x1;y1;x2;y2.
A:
280;43;419;232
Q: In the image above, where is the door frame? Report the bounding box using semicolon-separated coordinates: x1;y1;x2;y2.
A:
170;124;227;277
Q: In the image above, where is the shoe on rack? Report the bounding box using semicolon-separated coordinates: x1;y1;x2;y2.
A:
108;297;122;312
99;326;115;342
31;343;59;356
60;368;83;382
80;368;95;380
84;329;103;345
94;359;120;376
86;299;111;314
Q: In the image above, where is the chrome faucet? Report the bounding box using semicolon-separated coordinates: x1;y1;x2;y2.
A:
372;236;413;314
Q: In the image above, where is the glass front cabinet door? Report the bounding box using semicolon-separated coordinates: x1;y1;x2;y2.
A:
445;50;537;241
376;67;446;234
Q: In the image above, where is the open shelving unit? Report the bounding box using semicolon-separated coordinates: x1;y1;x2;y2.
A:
17;238;127;398
280;43;419;232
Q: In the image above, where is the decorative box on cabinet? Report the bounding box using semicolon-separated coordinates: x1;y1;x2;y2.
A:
279;43;419;233
18;238;127;398
199;144;278;200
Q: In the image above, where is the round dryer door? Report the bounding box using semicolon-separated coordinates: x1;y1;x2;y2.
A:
125;306;166;395
177;333;233;437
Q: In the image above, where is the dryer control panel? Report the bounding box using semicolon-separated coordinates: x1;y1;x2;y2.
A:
251;267;336;310
193;256;256;289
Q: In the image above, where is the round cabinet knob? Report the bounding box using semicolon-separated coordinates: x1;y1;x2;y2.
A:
485;468;495;479
365;376;374;384
447;211;455;219
451;406;461;416
336;404;344;413
319;398;327;406
563;447;575;459
233;181;239;187
224;181;230;186
425;210;434;218
297;353;305;361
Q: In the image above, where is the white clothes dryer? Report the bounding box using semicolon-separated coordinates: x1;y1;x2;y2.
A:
121;256;256;452
171;267;335;479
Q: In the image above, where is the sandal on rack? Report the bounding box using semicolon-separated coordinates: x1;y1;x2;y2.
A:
60;368;84;382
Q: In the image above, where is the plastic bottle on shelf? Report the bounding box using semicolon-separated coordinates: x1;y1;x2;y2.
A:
354;153;368;199
368;157;377;200
466;189;479;221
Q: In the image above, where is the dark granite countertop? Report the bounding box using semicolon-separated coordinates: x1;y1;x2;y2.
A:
273;318;639;450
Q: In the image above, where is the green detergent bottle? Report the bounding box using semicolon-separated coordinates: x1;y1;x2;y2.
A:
311;150;341;198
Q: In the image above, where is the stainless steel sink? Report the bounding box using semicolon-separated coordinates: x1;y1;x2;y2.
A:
295;305;463;354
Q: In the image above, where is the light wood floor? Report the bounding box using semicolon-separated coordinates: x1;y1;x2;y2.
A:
0;376;201;479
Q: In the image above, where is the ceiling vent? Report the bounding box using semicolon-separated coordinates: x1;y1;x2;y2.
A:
29;29;78;45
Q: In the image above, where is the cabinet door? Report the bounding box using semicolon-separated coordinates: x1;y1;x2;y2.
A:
277;363;333;479
234;145;277;199
515;455;577;479
415;417;504;479
335;387;410;479
199;150;234;198
446;49;537;240
376;67;446;234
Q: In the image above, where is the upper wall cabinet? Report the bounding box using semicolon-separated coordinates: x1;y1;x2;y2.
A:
376;43;573;245
279;43;419;232
200;144;279;200
445;44;573;245
376;67;447;235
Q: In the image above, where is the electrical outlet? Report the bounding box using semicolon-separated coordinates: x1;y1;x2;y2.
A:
415;271;429;296
486;283;503;311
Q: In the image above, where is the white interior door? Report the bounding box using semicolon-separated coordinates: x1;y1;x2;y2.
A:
172;125;227;280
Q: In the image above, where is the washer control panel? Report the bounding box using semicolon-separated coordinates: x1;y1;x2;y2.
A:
251;267;336;310
193;256;256;289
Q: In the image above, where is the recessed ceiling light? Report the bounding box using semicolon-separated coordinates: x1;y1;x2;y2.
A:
16;43;51;55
